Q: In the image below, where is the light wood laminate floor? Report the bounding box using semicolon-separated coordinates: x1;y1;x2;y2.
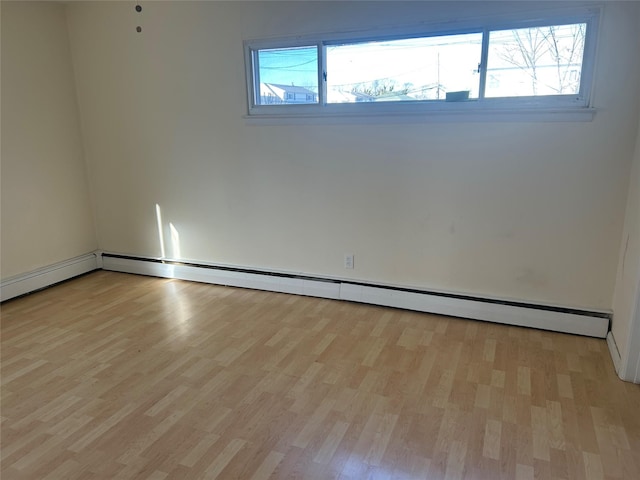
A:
1;271;639;479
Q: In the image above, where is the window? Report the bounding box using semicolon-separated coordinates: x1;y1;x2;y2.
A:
254;46;319;105
326;33;483;103
485;23;587;98
244;8;599;119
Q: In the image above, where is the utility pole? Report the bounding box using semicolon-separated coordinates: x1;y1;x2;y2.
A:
437;52;441;99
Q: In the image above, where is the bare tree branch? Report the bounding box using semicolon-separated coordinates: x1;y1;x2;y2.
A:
496;24;585;95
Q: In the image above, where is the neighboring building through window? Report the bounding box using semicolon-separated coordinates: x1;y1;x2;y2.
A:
259;83;318;105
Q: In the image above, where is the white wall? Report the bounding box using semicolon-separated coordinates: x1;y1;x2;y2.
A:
65;1;640;311
1;1;97;280
612;119;640;378
600;4;640;379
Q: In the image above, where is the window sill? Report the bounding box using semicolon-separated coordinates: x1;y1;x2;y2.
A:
244;107;597;125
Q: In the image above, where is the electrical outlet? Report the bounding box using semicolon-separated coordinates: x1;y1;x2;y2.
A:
344;254;354;269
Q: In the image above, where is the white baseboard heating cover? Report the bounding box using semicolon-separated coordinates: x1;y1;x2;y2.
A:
1;253;99;302
101;253;610;338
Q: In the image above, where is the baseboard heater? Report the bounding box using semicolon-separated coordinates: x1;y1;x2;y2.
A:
0;253;99;302
101;253;610;338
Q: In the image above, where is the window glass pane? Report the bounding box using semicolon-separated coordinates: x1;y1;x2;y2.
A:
486;23;586;98
255;46;318;105
326;33;483;104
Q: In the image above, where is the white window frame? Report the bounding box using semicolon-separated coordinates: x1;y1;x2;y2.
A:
243;6;600;123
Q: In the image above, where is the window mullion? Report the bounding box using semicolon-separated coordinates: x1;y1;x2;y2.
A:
319;42;327;106
252;50;260;108
478;28;490;100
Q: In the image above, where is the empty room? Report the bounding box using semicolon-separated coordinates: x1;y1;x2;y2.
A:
2;1;640;479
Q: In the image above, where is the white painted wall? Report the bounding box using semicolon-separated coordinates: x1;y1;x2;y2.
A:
1;1;97;280
612;118;640;380
608;5;640;381
65;1;640;311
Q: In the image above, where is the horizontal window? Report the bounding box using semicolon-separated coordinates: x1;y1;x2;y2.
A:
244;8;599;119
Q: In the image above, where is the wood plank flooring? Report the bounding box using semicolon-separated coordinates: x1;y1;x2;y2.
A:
1;271;639;479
